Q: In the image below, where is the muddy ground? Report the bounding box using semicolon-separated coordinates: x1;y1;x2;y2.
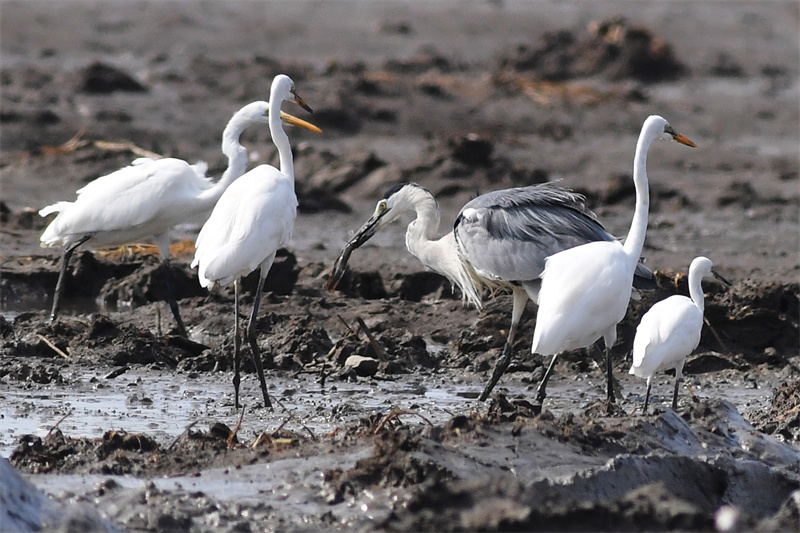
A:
1;1;799;532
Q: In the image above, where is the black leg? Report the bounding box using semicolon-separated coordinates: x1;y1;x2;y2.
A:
644;378;652;414
162;259;188;337
606;343;615;404
535;353;560;404
672;375;680;410
233;279;242;409
49;235;92;322
479;339;514;401
247;271;272;410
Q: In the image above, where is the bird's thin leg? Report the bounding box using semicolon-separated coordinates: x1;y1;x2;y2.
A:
49;234;92;322
478;287;528;402
233;279;242;410
672;365;684;410
161;258;188;337
605;343;615;404
247;270;272;410
535;353;559;404
644;377;652;414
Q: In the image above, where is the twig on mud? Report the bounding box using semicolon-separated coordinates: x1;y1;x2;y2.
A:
270;395;318;442
337;314;356;337
228;406;246;447
41;126;89;155
45;411;73;438
168;421;198;451
356;317;386;360
374;409;434;434
41;127;164;160
93;140;163;160
703;317;729;353
36;334;70;359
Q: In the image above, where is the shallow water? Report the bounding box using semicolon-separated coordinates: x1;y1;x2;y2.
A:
1;360;773;460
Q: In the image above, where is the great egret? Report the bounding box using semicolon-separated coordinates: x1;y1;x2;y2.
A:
39;100;318;336
192;74;321;410
531;115;697;406
629;256;730;412
326;181;657;401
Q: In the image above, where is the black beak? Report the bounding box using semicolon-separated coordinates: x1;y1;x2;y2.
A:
325;212;385;291
712;268;732;287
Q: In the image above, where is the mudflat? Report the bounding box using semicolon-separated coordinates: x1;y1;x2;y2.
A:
1;2;798;531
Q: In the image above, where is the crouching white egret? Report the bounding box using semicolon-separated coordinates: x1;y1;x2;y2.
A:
326;181;657;402
39;100;318;336
531;115;697;407
192;74;321;409
630;256;730;413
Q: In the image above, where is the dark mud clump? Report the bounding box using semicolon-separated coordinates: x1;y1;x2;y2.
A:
501;16;686;82
750;379;800;441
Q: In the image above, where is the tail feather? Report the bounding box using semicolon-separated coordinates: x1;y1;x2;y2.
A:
39;201;71;218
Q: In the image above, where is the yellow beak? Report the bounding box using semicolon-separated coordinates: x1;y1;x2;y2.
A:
279;111;323;134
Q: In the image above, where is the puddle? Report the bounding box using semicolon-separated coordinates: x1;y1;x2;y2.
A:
2;362;774;460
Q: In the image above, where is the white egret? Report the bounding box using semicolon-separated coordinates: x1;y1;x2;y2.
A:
630;256;730;412
326;181;658;401
39;100;318;336
192;74;321;409
531;115;697;406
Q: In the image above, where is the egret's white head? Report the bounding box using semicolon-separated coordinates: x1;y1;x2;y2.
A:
271;74;314;114
688;256;730;285
644;115;697;147
231;100;321;132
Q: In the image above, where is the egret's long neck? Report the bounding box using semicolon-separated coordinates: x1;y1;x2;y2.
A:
197;112;252;207
688;270;706;312
623;129;653;264
270;102;294;182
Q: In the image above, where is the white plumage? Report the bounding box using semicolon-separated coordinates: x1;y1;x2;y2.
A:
191;74;320;410
531;115;697;406
37;100;308;334
630;256;728;412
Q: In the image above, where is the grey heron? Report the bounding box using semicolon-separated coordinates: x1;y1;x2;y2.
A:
629;256;729;413
40;100;319;337
531;115;697;407
192;75;320;410
327;180;657;402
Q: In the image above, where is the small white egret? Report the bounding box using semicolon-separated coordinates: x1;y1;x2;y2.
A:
630;256;730;413
531;115;697;406
192;74;321;409
39;100;318;336
326;181;657;401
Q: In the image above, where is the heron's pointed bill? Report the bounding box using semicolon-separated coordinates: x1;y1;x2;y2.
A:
279;111;322;134
325;211;385;291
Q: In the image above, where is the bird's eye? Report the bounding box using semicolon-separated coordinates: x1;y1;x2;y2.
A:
378;201;388;213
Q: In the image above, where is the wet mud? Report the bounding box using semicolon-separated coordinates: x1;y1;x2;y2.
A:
1;1;799;532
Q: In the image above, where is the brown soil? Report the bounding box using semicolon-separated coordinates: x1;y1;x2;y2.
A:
1;1;799;532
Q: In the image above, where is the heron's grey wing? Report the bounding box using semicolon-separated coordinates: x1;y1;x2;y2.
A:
454;186;614;282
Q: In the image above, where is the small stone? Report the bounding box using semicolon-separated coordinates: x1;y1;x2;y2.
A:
343;355;379;377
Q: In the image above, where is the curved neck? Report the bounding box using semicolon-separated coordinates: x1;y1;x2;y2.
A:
405;195;449;278
688;268;707;311
623;129;652;263
198;112;251;205
270;102;293;182
405;193;441;248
